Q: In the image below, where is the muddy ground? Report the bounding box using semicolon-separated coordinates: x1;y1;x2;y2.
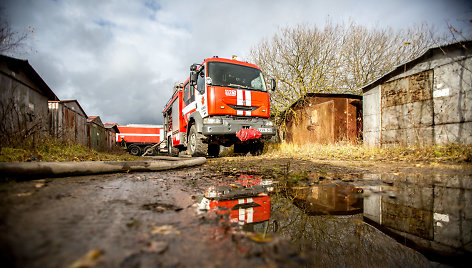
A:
0;157;470;267
208;156;472;177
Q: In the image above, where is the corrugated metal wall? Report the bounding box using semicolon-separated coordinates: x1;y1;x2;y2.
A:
285;95;362;144
363;86;381;146
1;68;50;142
381;70;434;145
105;127;117;150
49;102;88;145
433;57;472;144
87;120;106;151
363;49;472;146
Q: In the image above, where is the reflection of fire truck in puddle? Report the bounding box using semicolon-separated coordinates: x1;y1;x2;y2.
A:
197;175;273;233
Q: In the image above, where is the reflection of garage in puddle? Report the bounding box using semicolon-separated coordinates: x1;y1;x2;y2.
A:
141;203;183;212
290;184;364;215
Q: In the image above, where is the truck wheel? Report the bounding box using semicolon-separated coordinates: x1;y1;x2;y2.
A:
234;143;249;155
188;125;207;157
249;141;264;156
143;145;155;156
208;144;220;157
128;145;141;156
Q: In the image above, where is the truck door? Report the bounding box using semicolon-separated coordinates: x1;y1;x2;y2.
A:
183;82;195;127
183;82;194;106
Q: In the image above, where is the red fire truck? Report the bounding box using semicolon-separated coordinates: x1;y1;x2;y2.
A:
162;57;276;157
116;124;164;156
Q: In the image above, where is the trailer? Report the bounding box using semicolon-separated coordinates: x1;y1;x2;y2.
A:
116;124;164;156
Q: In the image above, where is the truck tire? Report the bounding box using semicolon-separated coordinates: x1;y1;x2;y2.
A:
249;141;264;156
143;145;156;156
208;144;220;157
128;144;141;156
188;125;207;157
234;143;249;155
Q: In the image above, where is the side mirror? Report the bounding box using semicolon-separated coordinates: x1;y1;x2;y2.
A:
270;78;276;91
190;64;198;71
190;71;198;86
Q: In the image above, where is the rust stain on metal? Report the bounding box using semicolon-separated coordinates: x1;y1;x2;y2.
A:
285;94;362;145
382;70;433;108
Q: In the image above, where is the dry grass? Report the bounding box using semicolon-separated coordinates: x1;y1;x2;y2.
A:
0;139;142;162
263;142;472;163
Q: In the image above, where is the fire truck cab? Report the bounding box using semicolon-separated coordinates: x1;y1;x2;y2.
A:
163;57;276;157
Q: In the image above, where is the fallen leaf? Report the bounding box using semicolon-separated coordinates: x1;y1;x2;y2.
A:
141;241;168;253
150;225;180;235
100;186;119;189
246;232;272;243
351;218;364;225
67;249;103;268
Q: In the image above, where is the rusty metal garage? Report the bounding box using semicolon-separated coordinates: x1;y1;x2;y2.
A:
48;100;88;146
284;93;362;145
362;41;472;146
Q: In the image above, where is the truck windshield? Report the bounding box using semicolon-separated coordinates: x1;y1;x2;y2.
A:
207;62;267;91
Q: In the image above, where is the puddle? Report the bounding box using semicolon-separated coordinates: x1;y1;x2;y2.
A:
289;184;364;215
197;174;273;233
196;172;471;266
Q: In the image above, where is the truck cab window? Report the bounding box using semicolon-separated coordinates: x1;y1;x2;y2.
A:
189;80;195;103
184;83;190;105
197;70;205;95
207;62;267;91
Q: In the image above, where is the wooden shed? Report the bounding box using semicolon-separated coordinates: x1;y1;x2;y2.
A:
87;116;106;151
284;93;362;144
48;100;88;145
104;123;119;150
362;41;472;146
0;55;58;144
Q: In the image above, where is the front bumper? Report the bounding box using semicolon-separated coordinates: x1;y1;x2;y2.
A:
202;116;276;136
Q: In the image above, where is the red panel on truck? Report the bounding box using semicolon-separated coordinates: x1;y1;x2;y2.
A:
116;125;163;143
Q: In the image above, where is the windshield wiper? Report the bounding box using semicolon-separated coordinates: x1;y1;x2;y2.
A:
210;83;261;90
228;83;249;89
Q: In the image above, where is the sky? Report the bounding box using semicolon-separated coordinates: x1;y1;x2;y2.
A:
2;0;471;125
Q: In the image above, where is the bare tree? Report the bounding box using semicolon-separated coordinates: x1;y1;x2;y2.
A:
249;21;444;122
0;89;48;149
339;22;441;93
0;17;32;55
250;23;343;118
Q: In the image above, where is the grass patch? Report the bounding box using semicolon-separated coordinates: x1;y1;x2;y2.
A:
0;139;143;162
263;142;472;163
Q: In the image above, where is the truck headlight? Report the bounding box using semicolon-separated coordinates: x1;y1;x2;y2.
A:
204;117;222;124
265;120;274;126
